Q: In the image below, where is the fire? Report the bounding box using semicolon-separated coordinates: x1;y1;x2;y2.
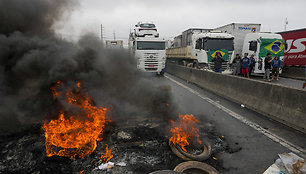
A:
50;81;62;99
43;81;108;158
100;144;113;163
169;114;202;152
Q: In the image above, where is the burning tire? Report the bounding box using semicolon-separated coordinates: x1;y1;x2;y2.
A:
173;161;219;174
177;140;212;161
169;142;191;161
170;140;212;161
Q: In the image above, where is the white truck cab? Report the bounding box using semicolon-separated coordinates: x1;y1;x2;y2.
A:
166;29;234;73
242;33;285;73
215;23;285;74
193;32;235;71
129;35;166;74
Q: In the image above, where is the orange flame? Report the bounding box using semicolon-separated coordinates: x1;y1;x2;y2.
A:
50;81;62;99
43;81;108;158
100;144;113;163
169;114;202;152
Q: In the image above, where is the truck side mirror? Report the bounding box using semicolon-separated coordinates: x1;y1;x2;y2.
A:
249;41;257;52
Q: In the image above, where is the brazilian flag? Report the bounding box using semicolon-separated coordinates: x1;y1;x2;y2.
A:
208;49;229;62
259;38;285;58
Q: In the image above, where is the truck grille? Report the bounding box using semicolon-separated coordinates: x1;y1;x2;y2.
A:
144;53;159;69
208;61;229;71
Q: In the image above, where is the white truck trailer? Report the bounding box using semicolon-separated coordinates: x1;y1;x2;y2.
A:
166;28;235;73
128;31;166;74
215;23;285;74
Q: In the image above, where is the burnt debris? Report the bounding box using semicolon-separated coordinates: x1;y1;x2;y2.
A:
0;114;241;173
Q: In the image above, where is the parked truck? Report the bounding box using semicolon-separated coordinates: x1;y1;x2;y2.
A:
129;22;166;74
166;28;235;73
105;40;123;49
277;28;306;66
215;23;286;74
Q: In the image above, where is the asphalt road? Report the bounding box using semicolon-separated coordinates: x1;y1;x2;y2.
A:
153;73;306;174
249;75;305;89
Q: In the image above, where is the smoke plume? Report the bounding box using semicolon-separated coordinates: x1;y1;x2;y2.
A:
0;0;176;133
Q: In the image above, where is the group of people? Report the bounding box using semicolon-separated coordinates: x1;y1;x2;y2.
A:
211;52;306;88
263;53;282;82
231;52;282;81
232;53;256;78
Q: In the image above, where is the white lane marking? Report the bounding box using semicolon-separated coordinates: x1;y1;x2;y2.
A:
165;74;306;157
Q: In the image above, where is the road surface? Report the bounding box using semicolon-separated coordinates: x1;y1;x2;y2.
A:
154;73;306;174
250;75;305;89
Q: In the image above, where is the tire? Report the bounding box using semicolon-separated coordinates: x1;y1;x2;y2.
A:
173;161;219;174
176;140;212;161
169;143;191;161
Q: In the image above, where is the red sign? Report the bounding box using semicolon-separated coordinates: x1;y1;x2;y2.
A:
279;29;306;66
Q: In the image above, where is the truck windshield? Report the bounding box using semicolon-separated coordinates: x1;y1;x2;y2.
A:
137;41;165;50
202;38;234;51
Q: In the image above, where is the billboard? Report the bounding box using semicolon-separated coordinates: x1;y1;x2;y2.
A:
279;28;306;66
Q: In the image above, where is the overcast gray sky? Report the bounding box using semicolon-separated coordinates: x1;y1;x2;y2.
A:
55;0;306;43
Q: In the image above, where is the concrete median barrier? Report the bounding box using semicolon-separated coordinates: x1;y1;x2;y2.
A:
166;63;306;134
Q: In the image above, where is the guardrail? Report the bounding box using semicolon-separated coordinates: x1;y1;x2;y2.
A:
166;63;306;134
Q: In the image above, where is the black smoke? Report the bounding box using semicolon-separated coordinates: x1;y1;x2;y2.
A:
0;0;77;37
0;0;176;133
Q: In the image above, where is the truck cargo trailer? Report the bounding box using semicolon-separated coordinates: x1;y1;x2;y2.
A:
278;28;306;66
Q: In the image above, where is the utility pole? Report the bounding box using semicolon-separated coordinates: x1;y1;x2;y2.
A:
284;18;288;31
100;24;104;42
113;30;116;41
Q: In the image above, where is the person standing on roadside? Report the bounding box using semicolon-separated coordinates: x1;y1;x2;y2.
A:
232;54;241;76
264;53;274;82
249;54;256;76
212;52;225;73
271;55;282;81
241;53;251;78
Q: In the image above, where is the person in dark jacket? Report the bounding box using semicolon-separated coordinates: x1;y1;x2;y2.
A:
212;52;225;73
271;56;282;81
249;54;256;76
232;54;241;76
264;53;274;82
241;53;250;78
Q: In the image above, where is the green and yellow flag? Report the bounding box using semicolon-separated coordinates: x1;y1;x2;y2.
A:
259;38;285;58
208;49;229;62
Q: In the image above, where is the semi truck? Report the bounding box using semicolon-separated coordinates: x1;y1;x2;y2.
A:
215;23;286;74
129;22;166;74
166;28;235;73
277;28;306;66
105;40;123;49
